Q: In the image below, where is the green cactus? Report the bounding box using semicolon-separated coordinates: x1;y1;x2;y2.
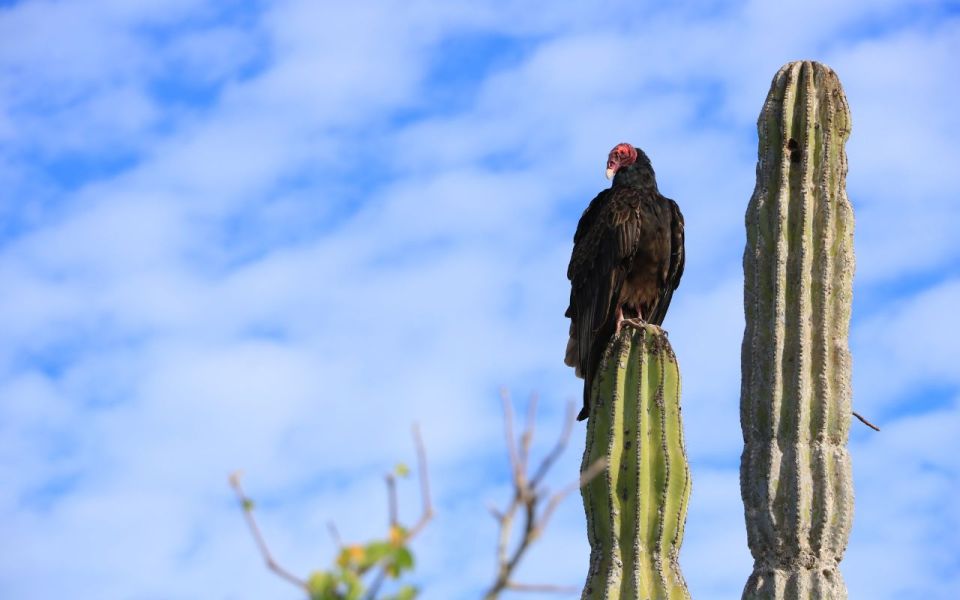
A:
740;60;855;599
581;324;691;600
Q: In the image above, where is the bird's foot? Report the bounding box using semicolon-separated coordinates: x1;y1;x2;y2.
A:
613;305;625;336
620;317;648;331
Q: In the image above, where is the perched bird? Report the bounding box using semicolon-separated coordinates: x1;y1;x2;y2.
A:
564;143;685;421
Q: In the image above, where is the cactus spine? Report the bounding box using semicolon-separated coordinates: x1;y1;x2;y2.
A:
740;61;855;599
581;324;691;600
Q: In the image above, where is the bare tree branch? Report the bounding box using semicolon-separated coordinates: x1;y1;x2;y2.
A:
232;423;434;598
407;423;434;540
535;457;607;540
369;425;434;600
484;394;607;600
228;471;309;592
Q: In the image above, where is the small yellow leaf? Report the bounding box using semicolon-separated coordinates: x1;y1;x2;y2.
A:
394;463;410;478
388;525;406;547
337;544;365;568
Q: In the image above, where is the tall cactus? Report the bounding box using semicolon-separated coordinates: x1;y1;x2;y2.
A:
740;61;855;599
581;324;691;600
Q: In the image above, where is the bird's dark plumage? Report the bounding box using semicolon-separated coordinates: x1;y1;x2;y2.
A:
564;144;685;420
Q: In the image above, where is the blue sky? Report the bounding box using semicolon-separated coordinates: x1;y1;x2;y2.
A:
1;1;959;598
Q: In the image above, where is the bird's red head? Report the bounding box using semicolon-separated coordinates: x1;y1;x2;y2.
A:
606;142;638;180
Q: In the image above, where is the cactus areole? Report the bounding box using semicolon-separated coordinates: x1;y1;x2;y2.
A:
581;324;691;600
740;61;855;599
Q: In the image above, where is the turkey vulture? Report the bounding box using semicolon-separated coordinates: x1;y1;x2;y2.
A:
564;143;685;421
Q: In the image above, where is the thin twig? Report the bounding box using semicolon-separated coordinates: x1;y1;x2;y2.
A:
487;502;504;522
327;521;343;549
492;498;520;586
535;457;607;539
500;388;522;488
530;401;576;487
519;393;538;478
363;566;388;600
228;472;308;592
368;428;433;597
385;474;399;528
407;423;434;539
853;410;880;432
503;499;537;576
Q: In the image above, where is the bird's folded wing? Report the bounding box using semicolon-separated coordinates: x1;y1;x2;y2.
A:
648;197;686;326
566;187;646;377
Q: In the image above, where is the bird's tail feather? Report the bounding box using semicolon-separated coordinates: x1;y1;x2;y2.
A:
565;340;583;378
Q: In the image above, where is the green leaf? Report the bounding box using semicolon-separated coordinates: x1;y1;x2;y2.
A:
340;569;363;600
394;547;414;572
363;541;391;567
389;585;418;600
384;546;414;578
394;462;410;478
241;498;255;511
306;571;334;598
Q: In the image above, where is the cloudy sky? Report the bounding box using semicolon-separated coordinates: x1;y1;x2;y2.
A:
2;0;959;598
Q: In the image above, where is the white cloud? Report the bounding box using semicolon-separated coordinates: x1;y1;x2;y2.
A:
853;278;960;414
846;396;960;598
682;468;752;596
0;0;233;157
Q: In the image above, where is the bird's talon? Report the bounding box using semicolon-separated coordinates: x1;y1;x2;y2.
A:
620;318;648;331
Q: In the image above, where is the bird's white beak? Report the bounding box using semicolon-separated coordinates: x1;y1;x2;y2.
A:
605;167;615;180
